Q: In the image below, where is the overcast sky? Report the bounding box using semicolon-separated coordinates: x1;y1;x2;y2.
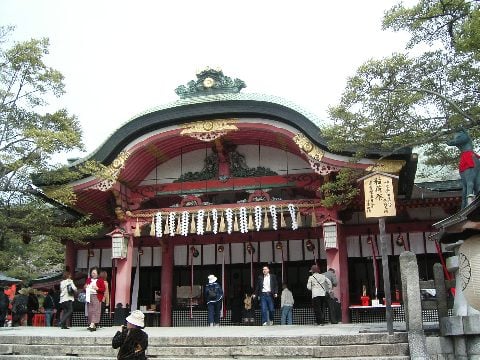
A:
2;1;412;162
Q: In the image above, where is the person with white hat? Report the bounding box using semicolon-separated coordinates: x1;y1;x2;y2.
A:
112;309;148;360
205;274;223;327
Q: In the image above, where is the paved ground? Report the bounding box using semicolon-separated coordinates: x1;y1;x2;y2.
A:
0;323;408;338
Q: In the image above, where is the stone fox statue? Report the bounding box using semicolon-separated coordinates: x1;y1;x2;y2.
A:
447;129;480;208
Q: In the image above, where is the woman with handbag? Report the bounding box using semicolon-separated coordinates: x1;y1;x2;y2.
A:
84;266;105;331
59;271;77;329
306;265;332;326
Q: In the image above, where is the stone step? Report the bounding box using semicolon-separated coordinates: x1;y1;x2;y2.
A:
0;356;410;360
0;333;408;346
0;343;409;358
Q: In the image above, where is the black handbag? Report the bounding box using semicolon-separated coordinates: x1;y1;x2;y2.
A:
66;284;75;296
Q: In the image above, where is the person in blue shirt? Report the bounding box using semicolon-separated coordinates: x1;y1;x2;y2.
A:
205;274;223;327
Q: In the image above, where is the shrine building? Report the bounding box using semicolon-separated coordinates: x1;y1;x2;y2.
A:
35;68;461;326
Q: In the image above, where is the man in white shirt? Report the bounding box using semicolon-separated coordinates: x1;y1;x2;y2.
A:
253;265;278;325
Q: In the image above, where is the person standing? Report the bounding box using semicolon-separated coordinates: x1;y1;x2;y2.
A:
43;289;56;327
242;287;255;325
307;264;332;326
59;271;76;329
84;266;106;331
11;288;28;326
112;310;148;360
52;285;61;327
99;270;110;326
253;265;278;326
26;289;39;326
204;274;223;327
0;287;9;327
280;283;294;325
323;267;339;324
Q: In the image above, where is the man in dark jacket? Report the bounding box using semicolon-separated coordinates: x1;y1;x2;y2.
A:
253;265;278;325
0;287;9;327
323;267;339;324
112;310;148;360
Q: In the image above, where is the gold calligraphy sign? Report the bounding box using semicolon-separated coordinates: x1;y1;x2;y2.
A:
363;174;396;218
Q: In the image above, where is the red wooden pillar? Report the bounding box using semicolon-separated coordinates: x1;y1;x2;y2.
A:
115;234;134;307
160;238;173;327
336;225;350;323
64;240;76;274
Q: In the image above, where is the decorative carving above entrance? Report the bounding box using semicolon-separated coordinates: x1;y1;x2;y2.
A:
175;67;246;99
293;133;324;162
366;159;406;174
175;142;277;182
90;150;131;191
293;133;338;175
180;119;238;142
308;159;341;175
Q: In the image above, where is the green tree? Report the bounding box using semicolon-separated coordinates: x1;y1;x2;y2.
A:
321;0;480;206
0;26;102;281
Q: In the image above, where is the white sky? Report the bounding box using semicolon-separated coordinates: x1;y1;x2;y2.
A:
1;0;412;162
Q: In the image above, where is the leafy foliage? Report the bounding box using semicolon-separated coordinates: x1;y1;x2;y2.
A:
0;27;102;280
321;0;480;207
320;169;361;208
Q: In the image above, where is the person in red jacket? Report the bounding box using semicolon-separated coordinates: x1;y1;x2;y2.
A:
84;266;105;331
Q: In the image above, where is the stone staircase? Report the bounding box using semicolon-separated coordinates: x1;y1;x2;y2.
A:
0;332;409;359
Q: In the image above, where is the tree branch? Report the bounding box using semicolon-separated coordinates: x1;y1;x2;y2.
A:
383;86;478;123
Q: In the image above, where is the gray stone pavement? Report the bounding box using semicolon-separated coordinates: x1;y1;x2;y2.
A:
0;323;408;339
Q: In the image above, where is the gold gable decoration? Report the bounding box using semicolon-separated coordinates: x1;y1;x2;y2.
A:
180;119;238;142
293;133;324;162
90;150;131;191
366;159;406;174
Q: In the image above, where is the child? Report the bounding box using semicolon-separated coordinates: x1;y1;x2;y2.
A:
242;287;255;325
280;283;294;325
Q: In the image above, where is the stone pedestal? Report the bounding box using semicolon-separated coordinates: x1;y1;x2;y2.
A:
440;315;480;359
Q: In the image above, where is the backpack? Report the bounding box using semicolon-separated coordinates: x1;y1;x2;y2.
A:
207;286;217;300
15;302;27;314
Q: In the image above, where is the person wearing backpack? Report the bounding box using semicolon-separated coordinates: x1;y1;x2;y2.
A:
306;265;332;326
204;274;223;327
11;288;28;326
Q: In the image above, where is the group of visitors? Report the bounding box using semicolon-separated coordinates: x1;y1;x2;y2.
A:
0;266;111;331
0;286;57;327
206;263;339;327
60;266;110;331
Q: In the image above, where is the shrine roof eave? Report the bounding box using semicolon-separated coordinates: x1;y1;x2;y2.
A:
433;193;480;243
69;97;412;168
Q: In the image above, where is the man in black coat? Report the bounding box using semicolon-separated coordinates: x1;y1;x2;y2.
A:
253;265;278;325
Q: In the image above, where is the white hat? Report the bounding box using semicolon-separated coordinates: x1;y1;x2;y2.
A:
208;274;217;283
126;310;145;328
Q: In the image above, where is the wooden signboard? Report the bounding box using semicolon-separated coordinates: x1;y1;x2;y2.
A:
364;173;396;218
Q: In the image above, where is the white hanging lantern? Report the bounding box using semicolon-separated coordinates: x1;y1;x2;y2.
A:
323;222;338;249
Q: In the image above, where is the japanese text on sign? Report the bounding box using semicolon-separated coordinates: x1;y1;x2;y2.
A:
364;174;396;218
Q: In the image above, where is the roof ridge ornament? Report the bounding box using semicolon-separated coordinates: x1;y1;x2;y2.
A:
175;67;246;99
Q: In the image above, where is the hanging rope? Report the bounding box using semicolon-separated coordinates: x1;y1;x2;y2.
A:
434;239;455;296
190;246;194;320
368;235;380;298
